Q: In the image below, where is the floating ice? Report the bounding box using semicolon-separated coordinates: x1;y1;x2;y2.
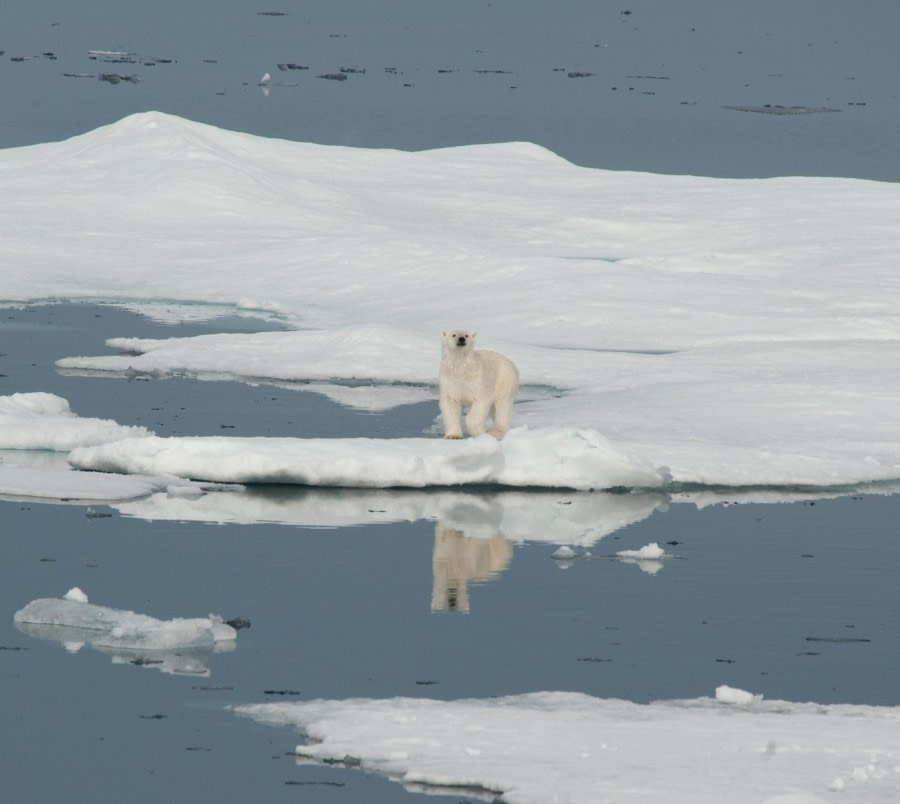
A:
0;392;151;451
0;462;169;502
236;689;900;803
616;542;667;561
14;589;237;650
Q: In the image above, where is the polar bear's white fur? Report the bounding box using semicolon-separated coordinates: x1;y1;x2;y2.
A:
439;330;519;440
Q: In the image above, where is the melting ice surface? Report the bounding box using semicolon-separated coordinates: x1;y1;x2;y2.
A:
5;113;900;801
14;588;238;677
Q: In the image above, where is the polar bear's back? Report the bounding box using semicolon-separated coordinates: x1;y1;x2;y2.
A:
477;349;519;394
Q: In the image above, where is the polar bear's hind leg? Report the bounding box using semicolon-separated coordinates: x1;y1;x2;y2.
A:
465;398;492;437
490;398;513;439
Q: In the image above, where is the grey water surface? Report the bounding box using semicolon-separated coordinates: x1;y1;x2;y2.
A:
1;0;898;180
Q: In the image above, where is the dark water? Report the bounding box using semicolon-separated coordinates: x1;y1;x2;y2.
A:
2;304;900;802
2;0;899;181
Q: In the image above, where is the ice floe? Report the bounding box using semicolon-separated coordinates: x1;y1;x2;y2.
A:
0;392;150;451
236;689;900;803
2;113;899;489
14;588;239;676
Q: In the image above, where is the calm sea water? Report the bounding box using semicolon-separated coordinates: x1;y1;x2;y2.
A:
2;2;899;801
1;0;898;180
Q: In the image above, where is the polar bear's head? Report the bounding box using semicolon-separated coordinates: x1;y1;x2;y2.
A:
441;330;478;355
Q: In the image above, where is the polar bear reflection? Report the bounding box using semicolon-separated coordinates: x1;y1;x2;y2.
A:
431;522;513;613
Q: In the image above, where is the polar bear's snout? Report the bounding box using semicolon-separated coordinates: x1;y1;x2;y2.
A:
455;334;468;347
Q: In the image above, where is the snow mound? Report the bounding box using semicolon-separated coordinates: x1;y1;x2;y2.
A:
236;690;900;803
715;684;761;705
0;392;151;451
67;427;667;490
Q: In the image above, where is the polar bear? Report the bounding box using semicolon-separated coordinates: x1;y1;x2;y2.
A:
439;330;519;440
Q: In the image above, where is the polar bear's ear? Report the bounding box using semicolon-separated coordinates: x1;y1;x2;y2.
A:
471;332;479;341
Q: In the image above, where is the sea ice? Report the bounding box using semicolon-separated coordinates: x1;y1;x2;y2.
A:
14;589;237;649
0;392;150;450
67;427;666;490
236;689;900;803
2;113;900;489
616;542;667;561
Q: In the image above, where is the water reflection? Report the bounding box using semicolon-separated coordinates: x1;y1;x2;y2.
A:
431;523;513;613
115;486;669;546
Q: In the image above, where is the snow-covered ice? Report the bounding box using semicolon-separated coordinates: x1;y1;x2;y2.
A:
615;542;667;561
615;541;670;574
67;427;666;490
237;690;900;803
14;588;238;676
1;111;900;490
0;392;150;451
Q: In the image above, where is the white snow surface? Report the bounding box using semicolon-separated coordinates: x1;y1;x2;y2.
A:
0;392;150;451
68;427;666;490
3;112;900;488
237;690;900;803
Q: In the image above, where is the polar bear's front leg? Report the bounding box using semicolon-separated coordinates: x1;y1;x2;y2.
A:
440;397;464;439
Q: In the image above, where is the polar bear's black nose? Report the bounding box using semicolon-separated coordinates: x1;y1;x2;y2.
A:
456;335;467;346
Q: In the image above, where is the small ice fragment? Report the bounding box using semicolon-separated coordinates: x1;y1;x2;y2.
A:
829;777;845;792
258;72;271;86
715;685;759;704
64;587;89;603
552;546;577;560
616;542;666;560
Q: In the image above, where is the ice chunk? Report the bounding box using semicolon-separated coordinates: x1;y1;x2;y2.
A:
616;542;666;561
64;587;89;603
14;590;237;650
715;685;760;705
